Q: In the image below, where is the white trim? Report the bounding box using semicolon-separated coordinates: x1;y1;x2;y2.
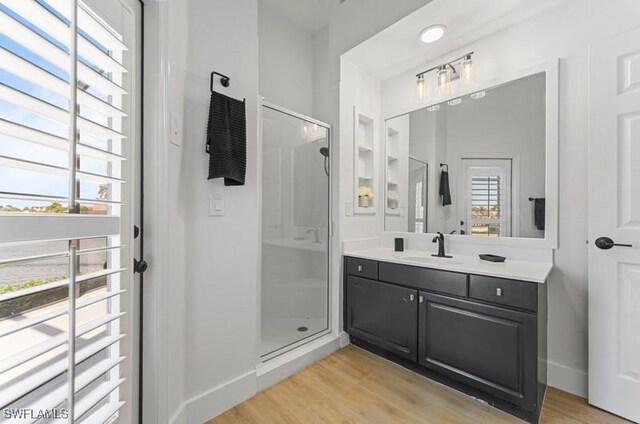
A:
183;371;257;424
142;0;171;422
547;360;588;398
383;59;560;251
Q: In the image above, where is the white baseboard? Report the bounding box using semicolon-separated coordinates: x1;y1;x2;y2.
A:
169;334;345;424
339;331;350;347
257;333;342;391
169;404;187;424
547;360;588;398
169;370;258;424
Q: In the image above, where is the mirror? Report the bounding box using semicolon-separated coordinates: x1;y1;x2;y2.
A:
385;73;546;239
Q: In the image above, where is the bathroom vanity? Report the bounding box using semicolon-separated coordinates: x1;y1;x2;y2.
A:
343;250;551;423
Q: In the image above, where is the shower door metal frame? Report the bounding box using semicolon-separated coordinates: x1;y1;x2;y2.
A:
257;99;333;362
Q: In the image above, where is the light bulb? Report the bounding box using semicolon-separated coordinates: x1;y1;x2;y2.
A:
416;75;426;101
437;66;451;96
460;55;474;86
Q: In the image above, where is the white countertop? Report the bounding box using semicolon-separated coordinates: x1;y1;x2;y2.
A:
344;248;552;283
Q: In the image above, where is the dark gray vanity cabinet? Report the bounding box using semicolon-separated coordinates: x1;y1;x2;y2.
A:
344;256;547;423
346;275;418;361
418;292;537;411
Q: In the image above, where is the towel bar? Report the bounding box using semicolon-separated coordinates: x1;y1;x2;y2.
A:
211;71;230;90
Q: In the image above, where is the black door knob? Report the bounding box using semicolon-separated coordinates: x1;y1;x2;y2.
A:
134;258;148;274
595;237;633;250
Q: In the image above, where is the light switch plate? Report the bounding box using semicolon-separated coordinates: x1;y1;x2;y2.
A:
345;201;353;217
170;112;181;147
209;193;225;216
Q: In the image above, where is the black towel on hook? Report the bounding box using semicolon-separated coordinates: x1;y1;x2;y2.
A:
439;169;452;206
534;198;546;231
206;91;246;186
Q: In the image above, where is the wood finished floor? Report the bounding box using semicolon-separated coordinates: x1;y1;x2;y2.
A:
208;346;631;424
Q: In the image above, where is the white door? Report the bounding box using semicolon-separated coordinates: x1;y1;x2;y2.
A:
588;27;640;422
0;0;141;422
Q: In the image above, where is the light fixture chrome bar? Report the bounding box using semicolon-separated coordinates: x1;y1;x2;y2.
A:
416;51;474;78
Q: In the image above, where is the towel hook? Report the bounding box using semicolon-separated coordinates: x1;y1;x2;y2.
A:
211;71;230;91
440;163;449;172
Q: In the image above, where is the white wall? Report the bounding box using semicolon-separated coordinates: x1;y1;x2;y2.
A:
181;0;260;421
258;2;314;116
361;0;640;397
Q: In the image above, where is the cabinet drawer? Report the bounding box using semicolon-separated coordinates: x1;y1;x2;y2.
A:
346;257;378;280
469;275;537;311
379;262;467;297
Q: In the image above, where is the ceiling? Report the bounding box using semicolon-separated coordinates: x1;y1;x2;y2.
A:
260;0;339;34
344;0;568;80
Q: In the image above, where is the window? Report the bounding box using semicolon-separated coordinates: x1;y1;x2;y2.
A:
0;0;137;422
462;159;512;237
414;180;424;233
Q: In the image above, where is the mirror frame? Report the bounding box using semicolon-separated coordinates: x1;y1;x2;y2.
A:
383;60;559;250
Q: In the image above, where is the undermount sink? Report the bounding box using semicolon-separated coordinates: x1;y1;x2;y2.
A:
400;256;462;266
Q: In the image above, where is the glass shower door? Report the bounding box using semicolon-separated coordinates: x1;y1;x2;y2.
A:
260;104;330;358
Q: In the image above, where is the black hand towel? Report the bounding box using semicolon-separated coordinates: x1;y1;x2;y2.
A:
439;170;452;206
534;198;546;231
206;91;246;186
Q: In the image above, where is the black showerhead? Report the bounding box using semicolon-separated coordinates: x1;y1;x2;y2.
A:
319;147;330;157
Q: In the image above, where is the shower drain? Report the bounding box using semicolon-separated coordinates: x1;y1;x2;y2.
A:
297;326;308;332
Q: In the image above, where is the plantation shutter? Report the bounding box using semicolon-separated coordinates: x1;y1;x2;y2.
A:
0;0;137;422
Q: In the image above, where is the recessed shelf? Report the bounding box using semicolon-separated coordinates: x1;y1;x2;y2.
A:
354;106;376;215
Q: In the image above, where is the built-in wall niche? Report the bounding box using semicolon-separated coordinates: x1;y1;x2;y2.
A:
386;126;401;215
354;107;375;214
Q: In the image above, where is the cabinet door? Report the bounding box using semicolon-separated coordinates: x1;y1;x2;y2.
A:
347;276;418;361
419;293;537;411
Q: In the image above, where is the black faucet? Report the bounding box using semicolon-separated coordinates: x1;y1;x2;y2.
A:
432;232;453;258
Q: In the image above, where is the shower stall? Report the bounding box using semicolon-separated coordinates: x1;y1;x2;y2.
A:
260;102;331;359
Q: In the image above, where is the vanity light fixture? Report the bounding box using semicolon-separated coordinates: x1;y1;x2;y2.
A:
437;66;452;95
448;98;462;106
416;74;426;100
419;25;446;43
460;54;474;86
415;52;474;98
470;90;486;100
426;105;440;112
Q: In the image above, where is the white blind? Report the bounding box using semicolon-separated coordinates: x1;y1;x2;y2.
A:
0;0;134;422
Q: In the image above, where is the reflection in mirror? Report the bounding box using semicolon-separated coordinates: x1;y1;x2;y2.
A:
385;73;546;239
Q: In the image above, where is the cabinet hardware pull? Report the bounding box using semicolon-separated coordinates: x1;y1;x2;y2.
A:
496;288;503;297
409;294;415;302
419;295;424;303
357;265;363;272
